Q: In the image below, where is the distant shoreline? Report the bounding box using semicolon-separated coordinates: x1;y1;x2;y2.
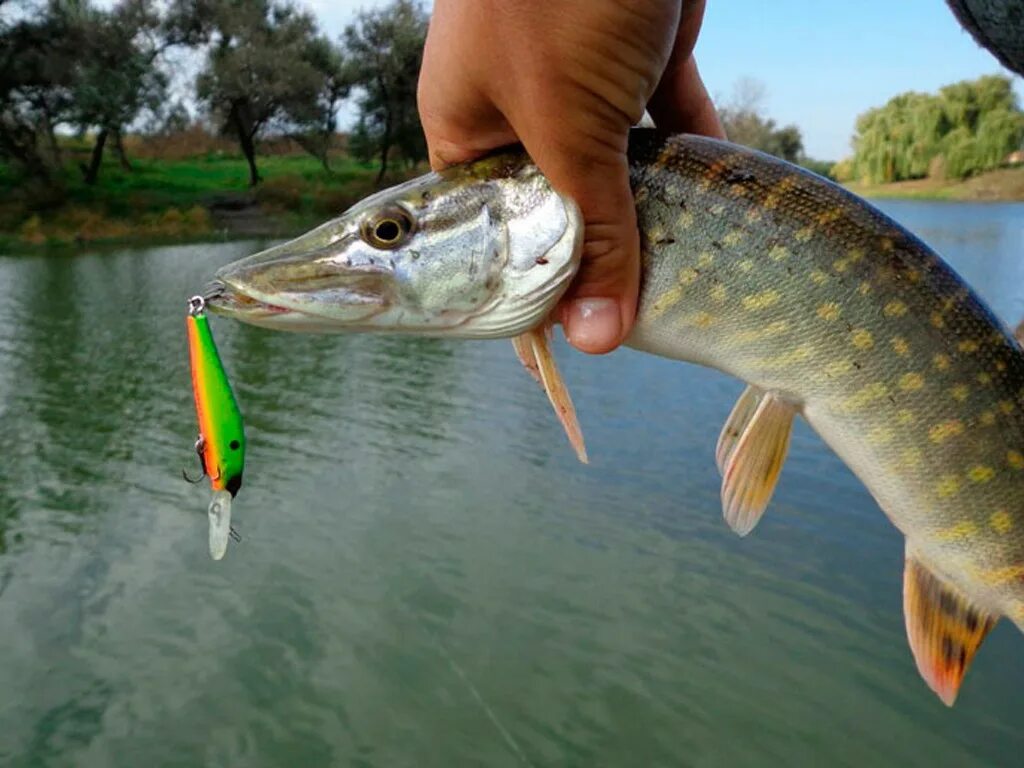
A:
843;166;1024;202
3;157;1022;253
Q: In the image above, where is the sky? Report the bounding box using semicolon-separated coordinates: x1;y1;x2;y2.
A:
307;0;1022;161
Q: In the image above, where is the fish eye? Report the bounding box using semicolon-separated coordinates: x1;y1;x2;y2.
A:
229;440;240;451
362;207;414;249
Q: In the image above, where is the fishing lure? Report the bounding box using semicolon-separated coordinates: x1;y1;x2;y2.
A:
186;294;245;560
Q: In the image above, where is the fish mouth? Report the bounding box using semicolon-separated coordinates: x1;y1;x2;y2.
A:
203;279;344;332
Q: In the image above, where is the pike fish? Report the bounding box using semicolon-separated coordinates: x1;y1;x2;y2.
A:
206;130;1024;705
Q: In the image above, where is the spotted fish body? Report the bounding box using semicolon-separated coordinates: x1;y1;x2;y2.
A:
625;132;1024;702
208;130;1023;703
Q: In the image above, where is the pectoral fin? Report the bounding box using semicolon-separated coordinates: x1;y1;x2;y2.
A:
903;548;996;706
720;393;795;536
511;327;588;464
716;385;764;475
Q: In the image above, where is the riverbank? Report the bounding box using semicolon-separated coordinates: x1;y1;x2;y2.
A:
0;152;417;250
844;165;1024;201
4;154;1024;251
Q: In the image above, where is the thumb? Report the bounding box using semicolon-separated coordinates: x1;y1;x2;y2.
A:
513;125;640;355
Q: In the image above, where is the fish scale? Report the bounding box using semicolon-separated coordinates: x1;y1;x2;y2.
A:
209;129;1024;705
628;132;1024;594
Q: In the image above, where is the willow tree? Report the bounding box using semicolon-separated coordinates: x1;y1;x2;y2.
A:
850;74;1024;183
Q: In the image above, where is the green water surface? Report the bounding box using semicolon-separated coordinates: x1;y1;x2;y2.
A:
0;201;1022;767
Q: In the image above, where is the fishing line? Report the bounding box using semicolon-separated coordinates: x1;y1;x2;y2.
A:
431;632;535;768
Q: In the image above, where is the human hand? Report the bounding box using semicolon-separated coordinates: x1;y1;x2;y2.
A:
418;0;724;354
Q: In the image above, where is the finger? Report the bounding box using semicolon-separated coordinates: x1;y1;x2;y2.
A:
509;103;640;354
649;54;725;138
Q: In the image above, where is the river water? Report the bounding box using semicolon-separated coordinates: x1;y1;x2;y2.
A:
0;200;1022;767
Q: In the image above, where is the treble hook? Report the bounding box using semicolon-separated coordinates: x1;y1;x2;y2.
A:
182;435;207;484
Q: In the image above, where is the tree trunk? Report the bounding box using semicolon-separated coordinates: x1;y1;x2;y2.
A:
230;102;261;186
112;129;133;172
376;109;392;185
40;109;62;168
80;128;108;185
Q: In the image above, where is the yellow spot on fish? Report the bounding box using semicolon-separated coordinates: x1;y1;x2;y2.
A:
756;344;813;368
936;475;962;498
742;290;781;311
977;372;992;385
900;446;923;468
949;383;970;402
817;302;840;321
745;208;764;224
933;354;951;371
868;425;895;446
710;203;727;216
768;244;789;261
981;564;1024;586
796;226;815;242
897;409;916;425
840;382;888;411
991;509;1013;534
735;320;789;343
738;260;754;273
679;267;699;286
995;360;1007;372
686;311;716;328
851;329;874;350
930;312;945;329
999;400;1015;415
879;237;895;252
980;410;997;426
710;283;727;303
697;250;715;268
762;176;798;209
929;420;965;443
678;210;695;228
847;248;865;265
958;339;980;353
817;208;844;226
884;300;908;317
810;270;829;285
905;268;922;284
899;373;924;391
832;257;850;273
723;230;745;247
857;281;872;296
824;360;854;377
935;521;978;542
1008;450;1024;469
892;337;910;356
968;465;996;483
649;288;683;319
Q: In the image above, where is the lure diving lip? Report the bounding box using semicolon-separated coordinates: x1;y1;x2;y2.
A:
186;294;246;560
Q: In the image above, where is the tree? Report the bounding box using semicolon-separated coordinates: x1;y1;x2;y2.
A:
849;74;1024;183
275;35;349;172
0;1;82;183
182;0;340;186
718;78;804;163
343;0;428;183
69;0;168;184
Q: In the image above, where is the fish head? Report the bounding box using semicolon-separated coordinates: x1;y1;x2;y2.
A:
208;150;583;338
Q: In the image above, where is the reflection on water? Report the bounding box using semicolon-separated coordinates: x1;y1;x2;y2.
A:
0;202;1022;767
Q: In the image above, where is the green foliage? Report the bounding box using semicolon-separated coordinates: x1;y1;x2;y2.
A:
170;0;345;184
850;74;1024;183
343;0;428;181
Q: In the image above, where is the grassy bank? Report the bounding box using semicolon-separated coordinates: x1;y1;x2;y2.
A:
844;165;1024;201
0;150;411;249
